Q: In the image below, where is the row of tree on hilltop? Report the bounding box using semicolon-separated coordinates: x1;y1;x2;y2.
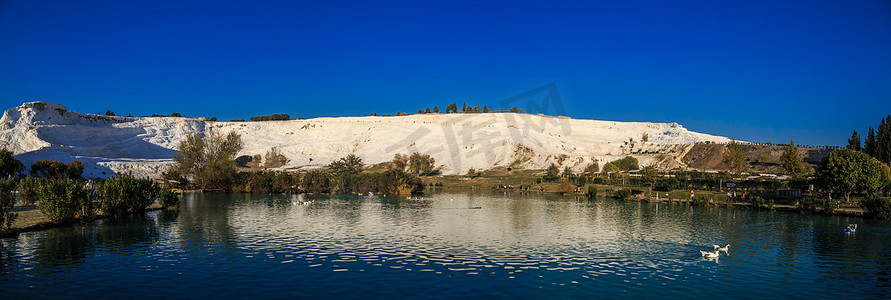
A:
371;103;524;116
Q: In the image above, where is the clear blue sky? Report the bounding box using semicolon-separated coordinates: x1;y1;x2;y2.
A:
2;0;889;146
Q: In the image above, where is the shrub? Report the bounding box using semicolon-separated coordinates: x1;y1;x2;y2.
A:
798;196;817;213
37;179;90;223
157;186;180;208
750;196;765;209
97;174;159;217
860;196;891;220
819;197;838;214
692;196;710;206
585;185;597;198
16;177;40;206
614;188;633;200
0;178;17;233
557;181;574;195
302;169;331;194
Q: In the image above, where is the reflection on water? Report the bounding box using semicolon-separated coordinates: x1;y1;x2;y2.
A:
1;192;889;299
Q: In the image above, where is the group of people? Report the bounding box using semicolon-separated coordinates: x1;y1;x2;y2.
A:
725;190;746;202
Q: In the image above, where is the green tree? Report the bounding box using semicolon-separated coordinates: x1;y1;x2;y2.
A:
847;130;861;151
328;154;364;194
781;140;805;177
96;173;159;217
878;115;891;164
543;164;560;182
105;110;115;116
722;140;746;174
65;160;84;179
816;149;885;202
171;112;182;117
0;148;24;177
584;162;599;174
302;169;331;193
610;156;639;171
640;165;658;196
562;166;575;179
432;106;439;113
483;105;489;113
0;178;17;234
510;106;519;113
30;160;68;179
602;162;620;174
37;179;90;223
408;152;435;175
16;177;39;206
446;103;458;113
166;130;243;190
865;127;877;157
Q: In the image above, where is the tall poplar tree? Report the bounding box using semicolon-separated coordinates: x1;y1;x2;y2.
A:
865;127;877;157
847;130;861;151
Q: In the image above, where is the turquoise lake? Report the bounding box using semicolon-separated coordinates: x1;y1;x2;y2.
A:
1;192;889;299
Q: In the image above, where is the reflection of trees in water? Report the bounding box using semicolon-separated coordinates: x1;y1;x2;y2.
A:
35;226;95;269
0;239;15;276
94;215;160;255
176;193;238;250
157;209;179;232
33;215;164;269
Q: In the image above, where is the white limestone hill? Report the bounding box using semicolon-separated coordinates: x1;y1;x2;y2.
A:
0;101;733;179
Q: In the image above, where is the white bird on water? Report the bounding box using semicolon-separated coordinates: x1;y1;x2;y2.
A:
845;224;857;234
713;244;730;255
700;250;720;258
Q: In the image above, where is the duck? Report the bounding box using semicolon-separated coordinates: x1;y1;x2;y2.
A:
700;250;720;258
713;244;730;254
845;224;857;234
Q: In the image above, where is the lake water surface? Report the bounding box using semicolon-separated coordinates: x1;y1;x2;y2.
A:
1;192;889;299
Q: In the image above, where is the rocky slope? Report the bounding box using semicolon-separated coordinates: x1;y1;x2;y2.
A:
0;102;733;179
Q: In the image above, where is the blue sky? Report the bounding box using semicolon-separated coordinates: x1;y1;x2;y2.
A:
1;0;889;146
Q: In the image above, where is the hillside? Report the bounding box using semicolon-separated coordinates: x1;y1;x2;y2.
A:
0;101;734;179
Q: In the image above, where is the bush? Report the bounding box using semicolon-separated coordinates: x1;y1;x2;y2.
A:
614;188;633;200
16;177;40;206
37;179;90;223
157;186;180;208
692;196;710;206
302;169;331;194
819;197;838;214
97;174;159;217
585;186;597;198
798;196;817;213
750;196;765;209
557;181;574;195
0;178;17;233
860;196;891;220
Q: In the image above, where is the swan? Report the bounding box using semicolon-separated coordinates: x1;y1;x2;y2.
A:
700;250;720;258
845;224;857;234
713;244;730;254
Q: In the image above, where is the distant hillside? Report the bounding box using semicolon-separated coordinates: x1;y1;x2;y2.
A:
682;143;832;173
0;101;734;179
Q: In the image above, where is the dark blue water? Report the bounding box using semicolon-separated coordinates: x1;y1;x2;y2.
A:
1;192;889;299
